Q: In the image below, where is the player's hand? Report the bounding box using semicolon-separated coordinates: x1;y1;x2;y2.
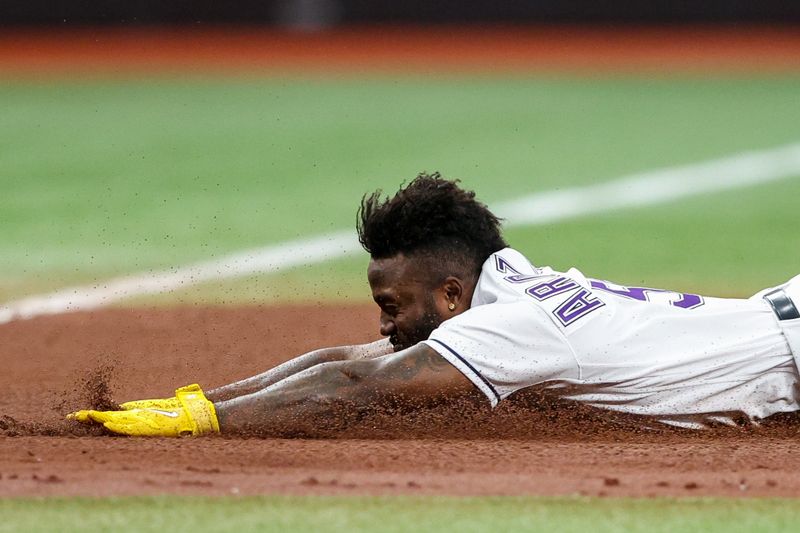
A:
118;383;202;410
68;385;219;437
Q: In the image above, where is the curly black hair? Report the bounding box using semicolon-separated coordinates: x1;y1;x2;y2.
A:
357;172;507;285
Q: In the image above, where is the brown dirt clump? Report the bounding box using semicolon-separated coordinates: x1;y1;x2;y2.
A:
76;365;121;412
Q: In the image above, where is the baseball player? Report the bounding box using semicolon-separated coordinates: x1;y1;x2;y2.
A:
70;173;800;436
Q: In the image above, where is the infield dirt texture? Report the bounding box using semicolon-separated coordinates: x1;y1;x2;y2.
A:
2;27;800;501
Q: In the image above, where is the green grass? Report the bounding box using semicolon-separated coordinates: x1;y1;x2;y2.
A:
128;174;800;307
123;254;373;307
2;75;800;302
1;496;799;533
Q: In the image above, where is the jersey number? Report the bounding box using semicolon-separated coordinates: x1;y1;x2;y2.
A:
589;280;704;310
495;256;705;329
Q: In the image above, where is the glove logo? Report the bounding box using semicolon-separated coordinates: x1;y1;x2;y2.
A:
149;409;180;418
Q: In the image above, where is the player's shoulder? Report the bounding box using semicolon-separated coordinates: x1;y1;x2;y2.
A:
481;247;544;277
470;248;544;306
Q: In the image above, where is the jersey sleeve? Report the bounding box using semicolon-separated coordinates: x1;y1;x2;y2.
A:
422;301;579;407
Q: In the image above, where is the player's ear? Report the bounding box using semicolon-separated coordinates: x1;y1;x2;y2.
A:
441;276;465;311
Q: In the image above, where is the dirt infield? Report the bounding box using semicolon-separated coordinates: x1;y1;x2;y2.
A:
1;26;800;78
2;305;800;498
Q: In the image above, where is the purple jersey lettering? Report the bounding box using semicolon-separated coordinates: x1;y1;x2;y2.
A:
553;289;605;326
494;255;541;284
526;276;579;301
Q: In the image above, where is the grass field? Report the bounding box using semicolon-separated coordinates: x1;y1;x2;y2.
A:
2;496;800;533
2;76;800;303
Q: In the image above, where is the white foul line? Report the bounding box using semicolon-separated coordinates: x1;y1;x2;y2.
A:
495;142;800;225
2;142;800;324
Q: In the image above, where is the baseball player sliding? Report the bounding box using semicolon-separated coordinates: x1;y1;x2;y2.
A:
70;173;800;436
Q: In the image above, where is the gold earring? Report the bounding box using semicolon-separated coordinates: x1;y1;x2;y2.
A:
448;302;456;311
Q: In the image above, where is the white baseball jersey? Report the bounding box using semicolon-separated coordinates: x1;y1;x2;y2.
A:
423;248;800;428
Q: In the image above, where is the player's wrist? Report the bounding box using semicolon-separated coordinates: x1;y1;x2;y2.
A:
176;386;219;436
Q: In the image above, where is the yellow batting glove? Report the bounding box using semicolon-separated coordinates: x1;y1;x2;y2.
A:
69;386;219;437
118;383;202;410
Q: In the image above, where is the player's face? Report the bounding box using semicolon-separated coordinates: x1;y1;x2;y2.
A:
367;254;451;352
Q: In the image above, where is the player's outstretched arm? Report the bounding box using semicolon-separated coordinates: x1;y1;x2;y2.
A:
216;343;482;437
69;343;480;437
204;339;393;403
115;339;395;410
